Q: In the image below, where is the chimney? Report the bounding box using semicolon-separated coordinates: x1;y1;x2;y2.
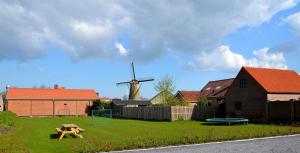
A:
6;85;10;90
54;84;59;89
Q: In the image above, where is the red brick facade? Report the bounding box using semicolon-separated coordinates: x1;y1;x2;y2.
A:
225;68;267;118
6;88;99;116
225;67;300;120
8;100;92;116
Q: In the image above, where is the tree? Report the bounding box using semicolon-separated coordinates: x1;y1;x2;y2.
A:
198;97;208;106
154;75;186;106
91;99;110;110
122;95;129;100
154;75;175;94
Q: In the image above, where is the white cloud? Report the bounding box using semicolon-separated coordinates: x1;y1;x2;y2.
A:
285;11;300;36
188;45;287;71
115;43;127;56
72;21;111;38
0;0;297;63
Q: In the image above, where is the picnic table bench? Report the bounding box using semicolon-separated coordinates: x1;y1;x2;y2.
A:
55;124;85;140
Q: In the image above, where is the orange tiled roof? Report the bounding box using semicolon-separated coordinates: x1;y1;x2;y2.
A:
176;91;202;102
6;88;100;100
243;67;300;93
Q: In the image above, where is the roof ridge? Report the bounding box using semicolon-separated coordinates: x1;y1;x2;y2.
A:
208;78;235;83
243;66;293;72
178;90;201;92
8;87;96;91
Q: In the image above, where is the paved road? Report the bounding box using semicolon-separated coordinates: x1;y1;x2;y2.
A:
110;135;300;153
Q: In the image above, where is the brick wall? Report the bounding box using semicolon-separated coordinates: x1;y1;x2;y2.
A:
32;100;53;116
225;68;267;118
267;94;300;101
8;100;31;116
7;100;92;116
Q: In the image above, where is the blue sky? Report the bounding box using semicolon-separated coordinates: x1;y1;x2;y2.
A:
0;1;300;98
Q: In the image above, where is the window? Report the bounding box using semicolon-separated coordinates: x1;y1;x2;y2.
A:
234;101;242;110
239;79;247;88
205;87;211;90
215;86;222;90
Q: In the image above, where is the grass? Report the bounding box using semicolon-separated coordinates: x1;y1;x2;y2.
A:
0;111;17;135
0;115;300;153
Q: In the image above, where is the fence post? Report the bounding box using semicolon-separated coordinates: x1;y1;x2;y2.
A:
53;99;55;116
265;101;269;121
290;99;295;122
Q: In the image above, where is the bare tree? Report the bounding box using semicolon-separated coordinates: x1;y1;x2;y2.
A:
154;75;186;106
154;75;175;93
122;95;129;100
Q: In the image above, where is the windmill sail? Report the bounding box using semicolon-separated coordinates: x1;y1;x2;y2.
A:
131;62;136;80
116;62;154;100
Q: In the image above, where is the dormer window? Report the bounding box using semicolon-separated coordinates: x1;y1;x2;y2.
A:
215;86;222;90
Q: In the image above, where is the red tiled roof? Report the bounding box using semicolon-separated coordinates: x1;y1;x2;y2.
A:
6;88;100;100
176;91;202;102
100;98;112;103
200;78;234;97
243;67;300;93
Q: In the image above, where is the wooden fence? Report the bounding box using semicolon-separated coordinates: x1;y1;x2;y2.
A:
118;106;214;121
267;100;300;121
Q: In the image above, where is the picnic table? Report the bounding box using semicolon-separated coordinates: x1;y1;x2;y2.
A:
55;124;85;140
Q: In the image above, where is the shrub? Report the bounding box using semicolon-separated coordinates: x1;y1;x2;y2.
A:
198;97;208;106
91;99;111;110
0;111;17;127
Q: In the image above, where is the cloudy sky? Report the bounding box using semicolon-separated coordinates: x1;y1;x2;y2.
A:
1;0;300;98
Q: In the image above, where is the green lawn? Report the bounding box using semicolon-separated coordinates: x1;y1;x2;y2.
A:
1;116;300;153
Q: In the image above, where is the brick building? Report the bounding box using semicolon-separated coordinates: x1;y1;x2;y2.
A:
200;78;234;116
175;91;201;106
6;87;100;116
225;67;300;120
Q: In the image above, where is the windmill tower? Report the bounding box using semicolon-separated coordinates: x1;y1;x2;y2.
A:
116;62;154;100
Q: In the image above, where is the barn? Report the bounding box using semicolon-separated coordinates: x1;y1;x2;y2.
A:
175;91;202;106
6;87;100;116
225;67;300;121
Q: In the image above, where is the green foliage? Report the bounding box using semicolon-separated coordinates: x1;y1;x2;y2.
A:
198;97;208;106
91;100;111;110
0;111;17;127
154;75;175;93
154;75;187;106
163;94;187;106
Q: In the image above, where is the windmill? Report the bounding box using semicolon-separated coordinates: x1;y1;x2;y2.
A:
116;62;154;100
